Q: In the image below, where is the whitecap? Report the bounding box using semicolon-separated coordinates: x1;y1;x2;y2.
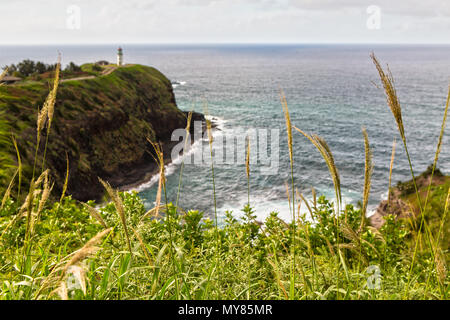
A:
131;115;224;192
216;192;356;225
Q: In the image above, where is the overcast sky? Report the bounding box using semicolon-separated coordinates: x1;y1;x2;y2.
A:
0;0;449;44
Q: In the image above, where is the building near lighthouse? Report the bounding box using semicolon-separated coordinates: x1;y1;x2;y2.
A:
117;47;123;66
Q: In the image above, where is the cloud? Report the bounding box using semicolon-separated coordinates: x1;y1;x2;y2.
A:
288;0;450;17
0;0;448;44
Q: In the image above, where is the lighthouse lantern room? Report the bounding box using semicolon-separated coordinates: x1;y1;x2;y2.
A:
117;47;123;66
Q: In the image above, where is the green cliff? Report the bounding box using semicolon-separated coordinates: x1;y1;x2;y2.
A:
0;64;193;201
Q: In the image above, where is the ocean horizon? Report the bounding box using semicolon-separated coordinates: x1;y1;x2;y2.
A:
2;43;449;222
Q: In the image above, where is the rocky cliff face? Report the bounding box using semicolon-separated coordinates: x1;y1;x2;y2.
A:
0;64;200;201
370;166;449;229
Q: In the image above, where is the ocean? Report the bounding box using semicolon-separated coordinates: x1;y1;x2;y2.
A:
1;44;449;222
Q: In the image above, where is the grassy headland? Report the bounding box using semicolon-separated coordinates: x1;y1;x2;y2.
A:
0;64;191;201
371;166;449;261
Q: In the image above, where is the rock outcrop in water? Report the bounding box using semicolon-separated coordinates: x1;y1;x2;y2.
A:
0;64;203;201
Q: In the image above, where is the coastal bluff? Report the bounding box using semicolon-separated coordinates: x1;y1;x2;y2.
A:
370;166;449;237
0;64;202;201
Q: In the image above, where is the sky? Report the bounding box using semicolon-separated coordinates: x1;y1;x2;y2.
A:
0;0;449;44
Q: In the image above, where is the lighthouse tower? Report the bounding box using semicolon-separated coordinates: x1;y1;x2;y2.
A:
117;47;123;66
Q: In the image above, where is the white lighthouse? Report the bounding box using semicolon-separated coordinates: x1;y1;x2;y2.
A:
117;47;123;66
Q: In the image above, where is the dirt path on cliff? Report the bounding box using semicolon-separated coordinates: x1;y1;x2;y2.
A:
60;66;118;83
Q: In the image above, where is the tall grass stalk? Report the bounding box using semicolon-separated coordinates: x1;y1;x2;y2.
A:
16;57;61;275
21;170;49;272
131;226;153;266
430;187;449;296
418;85;450;296
361;127;373;230
34;173;52;229
1;169;17;211
354;128;373;275
23;178;36;249
59;153;69;204
19;57;61;266
83;203;108;228
370;53;443;297
147;139;180;299
267;243;289;299
387;139;396;208
147;138;165;218
420;86;449;224
12;136;22;200
293;128;342;212
31;56;60;181
383;138;397;269
203;102;220;298
293;126;343;298
36;227;113;299
162;109;194;297
371;53;422;211
280;92;296;299
175;111;193;214
41;54;61;173
99;178;132;254
246;135;250;206
298;192;314;222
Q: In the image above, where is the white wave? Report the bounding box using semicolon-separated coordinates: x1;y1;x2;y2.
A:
216;193;355;225
364;191;387;217
131;115;225;192
171;81;186;89
205;115;228;132
132;138;203;192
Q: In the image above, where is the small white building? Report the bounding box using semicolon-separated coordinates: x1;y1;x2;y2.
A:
0;75;21;85
117;47;123;66
96;60;110;66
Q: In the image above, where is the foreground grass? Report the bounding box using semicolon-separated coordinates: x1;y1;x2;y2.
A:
0;190;447;300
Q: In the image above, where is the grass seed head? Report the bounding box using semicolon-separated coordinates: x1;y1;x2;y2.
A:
361;127;373;229
99;178;132;253
370;53;405;142
246;135;250;178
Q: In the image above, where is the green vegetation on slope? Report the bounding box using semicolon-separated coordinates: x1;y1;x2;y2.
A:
0;64;187;201
396;167;450;261
0;189;447;300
